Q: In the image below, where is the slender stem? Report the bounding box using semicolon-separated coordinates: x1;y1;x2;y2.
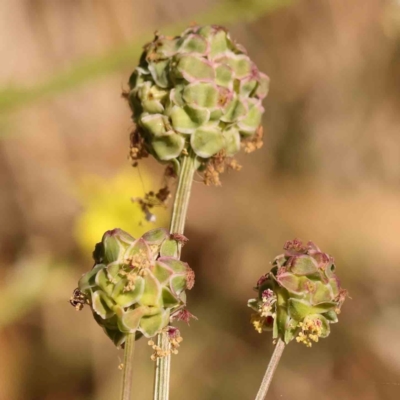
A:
169;153;196;236
255;339;285;400
120;333;136;400
153;332;172;400
153;153;197;400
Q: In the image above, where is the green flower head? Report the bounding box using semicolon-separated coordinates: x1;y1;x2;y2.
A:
126;25;269;167
71;228;195;349
248;239;347;347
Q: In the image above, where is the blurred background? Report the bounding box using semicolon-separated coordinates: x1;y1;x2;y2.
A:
1;0;400;399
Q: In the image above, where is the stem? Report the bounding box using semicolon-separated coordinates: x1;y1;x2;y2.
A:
120;333;136;400
153;332;172;400
153;153;196;400
169;153;197;237
255;339;285;400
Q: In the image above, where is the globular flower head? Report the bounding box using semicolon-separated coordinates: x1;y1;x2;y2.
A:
248;239;347;346
126;25;268;166
71;228;194;349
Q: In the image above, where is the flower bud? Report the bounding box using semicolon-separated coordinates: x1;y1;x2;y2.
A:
248;239;347;347
127;25;268;165
71;228;195;348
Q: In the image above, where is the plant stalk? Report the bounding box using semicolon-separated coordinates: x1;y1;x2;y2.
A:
153;153;196;400
169;153;197;241
120;333;136;400
255;339;285;400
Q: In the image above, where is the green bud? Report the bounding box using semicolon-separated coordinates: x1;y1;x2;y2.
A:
127;25;268;166
248;239;347;347
71;228;195;348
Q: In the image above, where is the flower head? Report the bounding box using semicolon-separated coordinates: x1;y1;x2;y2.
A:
248;239;347;346
71;228;195;350
126;25;269;177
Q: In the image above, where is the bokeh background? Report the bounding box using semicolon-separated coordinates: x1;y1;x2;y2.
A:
1;0;400;399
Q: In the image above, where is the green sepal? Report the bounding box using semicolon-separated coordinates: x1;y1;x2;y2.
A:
221;97;246;123
112;276;145;307
93;312;119;330
160;239;179;257
183;82;219;109
124;238;151;261
141;228;169;245
225;54;252;79
138;272;161;307
78;264;105;293
140;114;168;136
137;82;167;113
175;55;215;82
178;33;208;55
157;257;188;273
139;309;170;338
116;305;149;333
277;273;309;294
102;229;135;264
325;263;336;279
152;133;185;161
92;290;115;319
170;275;187;295
215;64;233;88
238;100;264;136
240;76;258;97
191;126;225;158
95;268;114;296
209;29;230;59
102;232;122;264
311;281;334;305
329;277;340;298
255;73;270;99
290;256;319;276
284;319;299;343
106;262;123;283
223;128;241;156
148;59;170;88
170;105;210;134
104;327;126;347
322;310;338;323
153;261;173;284
288;298;337;322
156;37;180;58
162;287;180;308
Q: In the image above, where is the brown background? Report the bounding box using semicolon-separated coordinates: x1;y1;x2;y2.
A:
1;0;400;399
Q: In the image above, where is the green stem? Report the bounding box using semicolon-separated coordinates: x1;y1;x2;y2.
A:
120;333;136;400
153;331;171;400
169;153;197;237
153;153;196;400
255;339;285;400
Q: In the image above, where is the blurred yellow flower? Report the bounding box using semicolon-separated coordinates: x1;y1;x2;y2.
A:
74;167;169;254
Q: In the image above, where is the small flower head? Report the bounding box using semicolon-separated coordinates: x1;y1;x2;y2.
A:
248;239;347;346
125;25;269;182
71;228;195;352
